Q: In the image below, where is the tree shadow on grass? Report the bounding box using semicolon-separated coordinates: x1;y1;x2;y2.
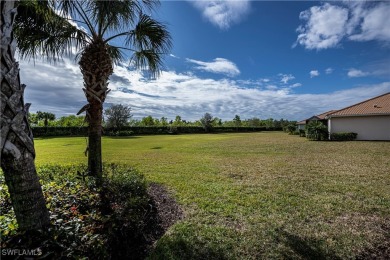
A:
149;235;229;260
275;228;342;260
103;136;142;139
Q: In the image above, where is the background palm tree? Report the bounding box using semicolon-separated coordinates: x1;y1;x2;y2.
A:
36;111;56;127
1;0;50;230
16;0;172;183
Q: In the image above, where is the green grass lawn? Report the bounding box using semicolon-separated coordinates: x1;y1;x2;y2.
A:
34;132;390;259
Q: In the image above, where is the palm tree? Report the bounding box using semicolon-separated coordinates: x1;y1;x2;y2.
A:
306;120;328;141
1;1;50;230
36;111;56;127
16;0;172;183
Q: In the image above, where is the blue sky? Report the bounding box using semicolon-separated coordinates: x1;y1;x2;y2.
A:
20;1;390;121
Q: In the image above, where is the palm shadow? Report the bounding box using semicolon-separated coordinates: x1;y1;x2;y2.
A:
276;228;341;260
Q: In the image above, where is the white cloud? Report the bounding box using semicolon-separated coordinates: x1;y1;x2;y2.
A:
169;54;179;59
310;70;320;78
295;3;349;50
348;2;390;42
19;57;390;121
295;2;390;50
325;68;333;74
347;68;370;78
265;85;278;90
20;57;86;116
279;74;295;84
186;57;240;77
291;83;302;88
190;0;251;30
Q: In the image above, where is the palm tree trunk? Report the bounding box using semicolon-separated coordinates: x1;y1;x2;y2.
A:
1;1;50;230
79;39;113;183
88;100;103;183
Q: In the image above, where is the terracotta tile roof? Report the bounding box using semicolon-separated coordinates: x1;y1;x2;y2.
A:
315;110;338;120
327;92;390;117
297;110;337;124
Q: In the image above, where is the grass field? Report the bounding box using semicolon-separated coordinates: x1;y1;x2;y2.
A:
34;132;390;259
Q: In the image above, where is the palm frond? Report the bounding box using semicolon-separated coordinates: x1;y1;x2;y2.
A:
106;45;126;65
125;14;172;53
123;13;171;77
15;0;88;62
131;50;164;79
56;0;77;18
139;0;160;13
92;0;139;36
104;12;171;77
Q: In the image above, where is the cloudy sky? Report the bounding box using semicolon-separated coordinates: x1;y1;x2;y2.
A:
20;1;390;121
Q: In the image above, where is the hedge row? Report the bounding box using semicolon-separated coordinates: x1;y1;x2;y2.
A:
330;132;358;141
32;126;88;137
32;126;282;137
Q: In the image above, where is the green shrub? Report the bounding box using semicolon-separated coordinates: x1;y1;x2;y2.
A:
0;164;149;259
285;124;297;134
32;126;88;137
306;121;328;141
330;132;358;141
105;130;134;136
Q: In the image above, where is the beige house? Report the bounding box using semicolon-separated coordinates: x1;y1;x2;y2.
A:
326;92;390;140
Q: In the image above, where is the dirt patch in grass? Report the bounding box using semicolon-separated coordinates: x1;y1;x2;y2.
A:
147;183;184;242
114;182;184;259
109;182;184;259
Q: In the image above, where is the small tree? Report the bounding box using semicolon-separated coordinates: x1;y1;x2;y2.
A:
264;118;274;129
246;117;262;127
286;124;297;134
173;115;182;126
56;115;87;127
214;117;223;126
104;104;132;129
28;112;39;126
306;121;328;141
36;111;56;127
200;113;214;132
233;115;241;128
141;115;155;126
160;117;168;126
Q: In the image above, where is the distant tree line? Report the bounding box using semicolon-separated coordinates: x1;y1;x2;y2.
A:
29;104;296;131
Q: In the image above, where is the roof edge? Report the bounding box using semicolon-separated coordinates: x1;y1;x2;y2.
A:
326;92;390;117
326;113;390;119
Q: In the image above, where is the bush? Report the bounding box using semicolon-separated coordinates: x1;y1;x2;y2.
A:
32;126;88;137
330;132;358;141
305;121;328;141
0;164;150;259
104;130;134;136
285;124;297;134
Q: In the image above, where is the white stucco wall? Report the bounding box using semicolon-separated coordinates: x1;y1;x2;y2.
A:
328;115;390;140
